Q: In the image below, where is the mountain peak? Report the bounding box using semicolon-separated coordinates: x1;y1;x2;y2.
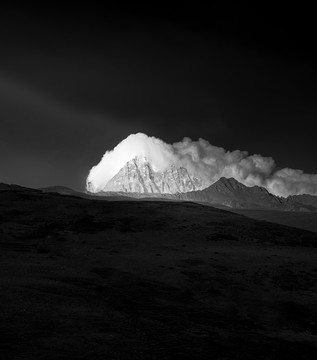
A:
211;177;247;192
175;176;289;209
102;156;204;194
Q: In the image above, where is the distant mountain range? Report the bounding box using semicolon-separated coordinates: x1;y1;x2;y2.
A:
2;157;316;213
176;177;316;211
1;177;317;233
88;156;317;212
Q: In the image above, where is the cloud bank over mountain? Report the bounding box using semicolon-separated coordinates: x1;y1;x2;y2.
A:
86;133;317;197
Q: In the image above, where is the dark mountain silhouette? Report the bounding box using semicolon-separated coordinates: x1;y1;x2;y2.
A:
177;177;283;209
40;185;81;196
177;177;317;211
286;194;317;210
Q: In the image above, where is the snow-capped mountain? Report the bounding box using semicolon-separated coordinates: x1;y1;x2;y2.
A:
86;156;317;211
100;156;204;194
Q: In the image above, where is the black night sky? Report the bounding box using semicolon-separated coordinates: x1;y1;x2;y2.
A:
1;5;316;190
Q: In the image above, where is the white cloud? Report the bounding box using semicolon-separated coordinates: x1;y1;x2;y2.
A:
86;132;317;197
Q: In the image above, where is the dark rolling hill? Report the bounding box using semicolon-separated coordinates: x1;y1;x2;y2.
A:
1;183;317;359
229;208;317;234
40;185;84;196
39;178;317;233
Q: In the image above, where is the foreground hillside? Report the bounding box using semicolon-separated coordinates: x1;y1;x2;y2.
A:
230;208;317;234
1;185;317;359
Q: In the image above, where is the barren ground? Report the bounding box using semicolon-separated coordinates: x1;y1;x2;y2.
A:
1;188;317;359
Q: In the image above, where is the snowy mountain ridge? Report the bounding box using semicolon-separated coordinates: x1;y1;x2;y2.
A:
93;156;204;194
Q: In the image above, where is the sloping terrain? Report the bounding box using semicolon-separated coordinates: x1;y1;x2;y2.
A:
1;185;317;359
229;208;317;234
40;185;85;196
41;183;317;233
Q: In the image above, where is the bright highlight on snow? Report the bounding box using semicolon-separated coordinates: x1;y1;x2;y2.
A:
86;133;317;197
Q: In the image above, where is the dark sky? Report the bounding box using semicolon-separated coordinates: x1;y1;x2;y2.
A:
1;5;316;190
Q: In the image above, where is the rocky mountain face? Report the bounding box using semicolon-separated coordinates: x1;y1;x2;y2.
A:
89;157;317;211
286;194;317;211
178;177;317;211
177;177;283;209
102;156;204;194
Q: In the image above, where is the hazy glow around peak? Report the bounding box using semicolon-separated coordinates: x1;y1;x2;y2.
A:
86;133;177;192
86;132;317;197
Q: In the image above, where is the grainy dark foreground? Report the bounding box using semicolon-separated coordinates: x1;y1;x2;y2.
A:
1;186;317;359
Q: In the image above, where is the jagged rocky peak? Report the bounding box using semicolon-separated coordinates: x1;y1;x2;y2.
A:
211;177;271;195
211;177;247;193
102;155;204;194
